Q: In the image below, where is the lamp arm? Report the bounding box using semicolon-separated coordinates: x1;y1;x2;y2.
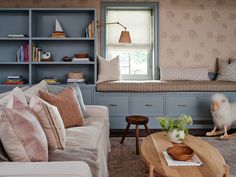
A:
105;22;127;31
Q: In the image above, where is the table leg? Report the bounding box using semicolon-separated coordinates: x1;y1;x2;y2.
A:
120;123;130;144
136;125;139;155
149;165;154;177
144;124;151;135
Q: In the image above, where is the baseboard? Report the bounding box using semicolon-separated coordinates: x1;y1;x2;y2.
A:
110;129;236;137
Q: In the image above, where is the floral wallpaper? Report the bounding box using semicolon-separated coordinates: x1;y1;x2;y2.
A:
1;0;236;72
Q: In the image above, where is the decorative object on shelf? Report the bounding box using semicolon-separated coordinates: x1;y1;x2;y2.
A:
97;20;131;43
72;53;90;62
4;76;26;85
158;115;193;143
8;34;28;38
167;145;194;161
67;71;85;84
41;51;52;62
62;56;72;62
206;93;236;140
16;44;29;62
44;78;61;85
84;20;94;38
52;19;66;38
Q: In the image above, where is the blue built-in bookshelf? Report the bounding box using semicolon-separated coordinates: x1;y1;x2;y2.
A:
0;8;97;87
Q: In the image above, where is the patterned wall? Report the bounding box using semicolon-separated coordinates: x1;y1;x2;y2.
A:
1;0;236;72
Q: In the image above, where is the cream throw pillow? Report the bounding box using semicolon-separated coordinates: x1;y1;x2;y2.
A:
0;87;27;110
29;96;66;150
0;96;48;162
97;55;120;83
160;66;209;81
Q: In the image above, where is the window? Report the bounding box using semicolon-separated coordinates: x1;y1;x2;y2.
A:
104;6;156;80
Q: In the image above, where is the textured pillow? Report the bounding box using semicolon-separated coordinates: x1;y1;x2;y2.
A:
0;96;48;162
0;87;27;110
47;83;88;118
29;96;66;150
24;80;48;102
160;66;209;81
217;59;236;82
38;87;84;128
0;141;10;161
97;55;120;83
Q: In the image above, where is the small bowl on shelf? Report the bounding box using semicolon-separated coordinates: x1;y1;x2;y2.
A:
167;145;194;161
74;53;89;58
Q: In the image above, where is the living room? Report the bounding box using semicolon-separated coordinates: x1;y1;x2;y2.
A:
0;0;236;177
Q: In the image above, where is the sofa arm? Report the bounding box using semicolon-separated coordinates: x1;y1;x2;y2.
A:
85;105;109;120
0;161;92;177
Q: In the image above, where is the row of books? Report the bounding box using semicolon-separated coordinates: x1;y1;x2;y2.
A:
85;20;94;38
16;44;29;62
4;76;26;85
32;44;42;62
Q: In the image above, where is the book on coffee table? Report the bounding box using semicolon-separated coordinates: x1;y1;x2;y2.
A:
163;151;203;166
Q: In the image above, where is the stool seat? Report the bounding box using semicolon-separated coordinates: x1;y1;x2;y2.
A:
126;115;149;125
121;115;151;155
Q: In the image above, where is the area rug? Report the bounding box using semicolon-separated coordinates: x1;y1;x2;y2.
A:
108;136;236;177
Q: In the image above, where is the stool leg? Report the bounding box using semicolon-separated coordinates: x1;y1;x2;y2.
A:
120;123;130;144
144;124;151;135
136;125;139;155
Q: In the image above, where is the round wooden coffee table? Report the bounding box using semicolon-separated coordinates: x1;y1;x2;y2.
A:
140;132;229;177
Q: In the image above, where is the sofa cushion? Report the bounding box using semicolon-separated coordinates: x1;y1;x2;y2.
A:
29;96;66;150
39;87;84;128
0;161;92;177
0;140;10;161
0;96;48;162
47;83;89;118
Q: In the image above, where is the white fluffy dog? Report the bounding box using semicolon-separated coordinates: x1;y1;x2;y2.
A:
206;93;236;139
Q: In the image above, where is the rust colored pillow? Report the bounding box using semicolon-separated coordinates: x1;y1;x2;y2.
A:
38;87;84;128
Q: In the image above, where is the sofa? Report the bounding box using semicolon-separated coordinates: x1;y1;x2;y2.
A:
0;83;111;177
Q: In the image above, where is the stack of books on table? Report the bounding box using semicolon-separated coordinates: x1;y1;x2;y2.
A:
16;44;29;62
52;31;65;38
4;76;26;85
67;71;85;84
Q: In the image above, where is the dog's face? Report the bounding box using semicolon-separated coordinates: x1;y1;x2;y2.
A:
211;93;228;112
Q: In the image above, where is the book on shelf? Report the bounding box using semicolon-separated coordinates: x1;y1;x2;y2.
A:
16;44;29;62
72;57;90;62
8;34;28;38
67;79;85;83
44;78;61;85
163;151;203;167
4;76;26;85
85;20;94;38
32;43;42;62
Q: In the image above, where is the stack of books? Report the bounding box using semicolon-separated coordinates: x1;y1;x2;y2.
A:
52;31;65;38
32;43;42;62
44;78;61;85
16;44;29;62
67;71;85;84
8;34;28;38
4;76;26;85
85;20;94;38
72;53;90;62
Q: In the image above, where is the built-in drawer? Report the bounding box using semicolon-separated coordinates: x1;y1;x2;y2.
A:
97;94;129;116
198;95;212;117
166;96;197;116
109;116;127;129
130;95;164;116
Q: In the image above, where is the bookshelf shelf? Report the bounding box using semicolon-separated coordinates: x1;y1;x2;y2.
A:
0;8;97;86
32;37;94;41
32;61;95;65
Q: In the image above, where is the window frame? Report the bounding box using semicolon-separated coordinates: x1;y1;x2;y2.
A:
101;2;159;80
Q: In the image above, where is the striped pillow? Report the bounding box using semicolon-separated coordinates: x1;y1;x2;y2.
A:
217;59;236;82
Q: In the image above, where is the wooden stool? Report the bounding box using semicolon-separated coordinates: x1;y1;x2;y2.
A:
120;115;151;155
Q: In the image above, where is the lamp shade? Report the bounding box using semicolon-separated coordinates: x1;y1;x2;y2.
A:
119;31;131;43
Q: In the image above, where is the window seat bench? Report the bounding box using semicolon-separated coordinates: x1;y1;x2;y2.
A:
96;80;236;92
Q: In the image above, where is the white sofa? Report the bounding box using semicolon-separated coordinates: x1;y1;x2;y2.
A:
0;105;111;177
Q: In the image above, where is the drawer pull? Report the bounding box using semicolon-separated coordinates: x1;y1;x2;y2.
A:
109;104;118;107
178;104;187;107
145;104;153;107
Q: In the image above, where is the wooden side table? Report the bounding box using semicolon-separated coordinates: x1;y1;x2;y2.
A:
120;115;151;155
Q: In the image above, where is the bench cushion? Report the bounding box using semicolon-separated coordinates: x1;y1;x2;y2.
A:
96;80;236;92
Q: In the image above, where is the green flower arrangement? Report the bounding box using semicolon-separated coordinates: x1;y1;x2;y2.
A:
158;115;193;134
